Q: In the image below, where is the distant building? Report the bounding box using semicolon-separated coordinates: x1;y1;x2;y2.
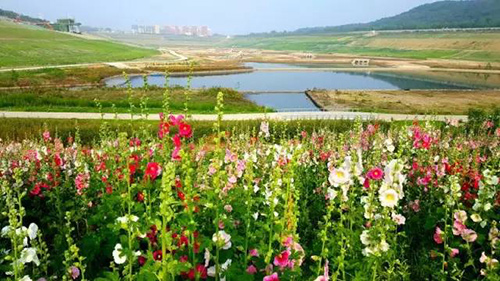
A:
352;59;370;66
131;24;212;37
52;18;81;33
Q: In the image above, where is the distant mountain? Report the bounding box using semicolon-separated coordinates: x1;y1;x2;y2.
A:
0;8;47;24
290;0;500;35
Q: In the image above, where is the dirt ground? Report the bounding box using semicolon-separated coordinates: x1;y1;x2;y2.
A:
308;89;500;115
164;47;500;71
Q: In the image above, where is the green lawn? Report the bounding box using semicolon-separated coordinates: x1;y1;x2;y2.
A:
0;87;269;114
0;20;159;67
221;31;500;62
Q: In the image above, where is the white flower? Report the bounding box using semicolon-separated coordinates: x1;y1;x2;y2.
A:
471;214;482;223
329;167;351;187
28;223;38;240
379;189;399;208
207;266;216;277
212;231;232;250
391;213;406;225
360;230;370;245
112;243;127;264
1;226;10;237
204;248;210;267
221;259;232;270
378;240;389;252
19;247;40;266
252;212;259;220
20;276;32;281
260;121;270;138
326;188;338;200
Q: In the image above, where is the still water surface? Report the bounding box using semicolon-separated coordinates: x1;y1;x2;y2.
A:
105;63;472;111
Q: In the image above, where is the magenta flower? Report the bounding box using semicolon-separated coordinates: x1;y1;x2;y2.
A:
273;250;291;269
264;272;279;281
367;167;383;180
169;114;184;126
249;248;259;257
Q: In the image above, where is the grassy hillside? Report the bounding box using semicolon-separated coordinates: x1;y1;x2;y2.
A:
0;20;159;67
225;31;500;62
291;0;500;34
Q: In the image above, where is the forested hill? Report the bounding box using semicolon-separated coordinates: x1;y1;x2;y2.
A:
268;0;500;36
0;8;46;23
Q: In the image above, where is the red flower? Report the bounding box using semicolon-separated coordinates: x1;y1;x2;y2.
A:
367;167;384;180
158;122;170;140
179;123;192;138
172;134;182;147
187;264;207;280
153;250;162;261
138;256;146;266
136;191;145;202
273;250;291;269
145;162;162;180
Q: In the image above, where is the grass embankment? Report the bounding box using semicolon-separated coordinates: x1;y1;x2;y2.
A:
224;31;500;62
0;20;158;67
0;62;250;88
308;89;500;115
0;66;142;88
0;87;268;114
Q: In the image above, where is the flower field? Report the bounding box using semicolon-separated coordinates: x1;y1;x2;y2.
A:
1;106;499;280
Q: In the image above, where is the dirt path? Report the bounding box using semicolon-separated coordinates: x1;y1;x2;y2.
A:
0;111;467;122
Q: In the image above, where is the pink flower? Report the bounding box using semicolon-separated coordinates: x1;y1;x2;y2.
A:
461;229;477;242
452;220;467;236
43;131;51;142
450;248;459;258
314;259;329;281
172;147;181;161
75;173;90;195
145;162;162;180
246;265;257;274
273;250;291;269
249;248;259;257
367;167;383;180
169;114;184;126
264;272;279;281
70;266;80;280
224;205;233;213
434;227;444;244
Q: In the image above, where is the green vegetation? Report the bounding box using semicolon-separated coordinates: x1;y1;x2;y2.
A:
0;118;395;144
0;8;46;24
0;20;159;67
224;31;500;62
0;87;268;114
258;0;500;34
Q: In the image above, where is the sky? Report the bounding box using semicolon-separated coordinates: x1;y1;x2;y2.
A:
1;0;441;34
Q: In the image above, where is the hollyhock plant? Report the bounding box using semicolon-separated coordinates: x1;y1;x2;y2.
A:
179;123;192;138
367;167;384;180
273;250;291;269
145;162;162;180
